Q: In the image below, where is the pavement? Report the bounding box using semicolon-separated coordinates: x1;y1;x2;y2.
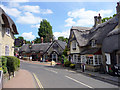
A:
3;69;36;88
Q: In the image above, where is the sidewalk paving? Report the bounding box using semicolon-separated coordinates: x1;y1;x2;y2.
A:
3;69;36;88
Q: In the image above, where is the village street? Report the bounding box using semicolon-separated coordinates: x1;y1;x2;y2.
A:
20;61;119;88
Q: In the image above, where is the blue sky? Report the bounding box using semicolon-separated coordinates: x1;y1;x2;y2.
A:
0;1;117;41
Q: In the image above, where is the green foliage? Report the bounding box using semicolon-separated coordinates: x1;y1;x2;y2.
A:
70;64;75;69
0;57;2;70
102;14;117;23
62;55;68;64
62;46;69;56
64;61;71;67
5;56;20;73
34;37;41;44
58;36;68;43
38;19;53;43
1;56;7;74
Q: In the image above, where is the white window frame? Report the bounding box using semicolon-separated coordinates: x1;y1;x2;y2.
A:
5;45;9;56
5;28;10;36
93;55;102;66
91;40;96;47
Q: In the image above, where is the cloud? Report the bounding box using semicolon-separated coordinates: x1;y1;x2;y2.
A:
65;8;113;27
16;12;42;24
65;18;76;27
20;5;53;14
20;5;40;13
40;9;53;14
22;32;35;40
0;4;21;17
53;30;70;39
31;24;40;28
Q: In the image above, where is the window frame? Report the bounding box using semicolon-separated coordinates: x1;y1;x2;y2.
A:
72;40;77;50
91;40;96;47
5;28;10;36
5;45;9;56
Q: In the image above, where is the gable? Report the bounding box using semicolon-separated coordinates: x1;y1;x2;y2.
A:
45;40;64;55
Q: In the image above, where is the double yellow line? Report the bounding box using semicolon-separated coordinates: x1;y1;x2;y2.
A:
33;73;44;90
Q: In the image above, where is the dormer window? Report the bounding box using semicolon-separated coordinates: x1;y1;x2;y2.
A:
72;41;76;50
91;40;96;47
5;28;10;36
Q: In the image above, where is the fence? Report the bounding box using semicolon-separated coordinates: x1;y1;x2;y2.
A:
0;70;3;90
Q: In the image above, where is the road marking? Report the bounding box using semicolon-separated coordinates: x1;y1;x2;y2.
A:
65;75;93;89
33;73;44;90
44;68;58;74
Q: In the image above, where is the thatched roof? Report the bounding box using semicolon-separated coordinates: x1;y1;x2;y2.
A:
0;7;18;34
88;16;118;44
102;27;120;53
19;40;66;54
19;43;51;53
68;26;91;47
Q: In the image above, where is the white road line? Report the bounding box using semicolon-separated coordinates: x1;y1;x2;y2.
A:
65;75;93;89
44;68;58;74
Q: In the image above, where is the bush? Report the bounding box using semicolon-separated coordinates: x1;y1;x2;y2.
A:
70;64;75;69
1;56;7;74
5;56;20;73
64;61;71;67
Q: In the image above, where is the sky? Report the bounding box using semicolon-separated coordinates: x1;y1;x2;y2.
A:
0;0;118;41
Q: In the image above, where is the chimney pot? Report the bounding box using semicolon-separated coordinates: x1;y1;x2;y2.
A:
41;37;43;43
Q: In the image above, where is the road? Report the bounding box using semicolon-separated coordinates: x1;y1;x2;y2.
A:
20;61;119;88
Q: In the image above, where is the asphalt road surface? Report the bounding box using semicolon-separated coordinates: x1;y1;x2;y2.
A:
20;62;119;89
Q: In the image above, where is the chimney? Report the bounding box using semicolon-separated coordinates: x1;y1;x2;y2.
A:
50;39;52;43
116;2;120;14
93;16;97;27
23;40;26;45
97;13;102;24
32;41;34;44
41;37;43;43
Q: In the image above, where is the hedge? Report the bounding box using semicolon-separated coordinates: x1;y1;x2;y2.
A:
64;61;71;67
5;56;20;73
0;56;7;74
70;64;75;69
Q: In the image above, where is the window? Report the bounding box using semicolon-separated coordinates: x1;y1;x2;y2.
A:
91;40;96;47
78;56;81;63
5;45;9;56
5;28;10;36
72;41;76;50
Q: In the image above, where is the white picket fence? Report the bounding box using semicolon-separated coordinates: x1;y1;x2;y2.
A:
0;70;3;90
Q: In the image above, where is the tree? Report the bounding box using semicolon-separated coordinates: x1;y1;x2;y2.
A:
38;19;53;43
102;14;116;23
34;37;41;44
58;36;68;43
62;46;69;56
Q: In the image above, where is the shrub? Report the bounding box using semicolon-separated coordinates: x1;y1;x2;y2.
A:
5;56;20;73
70;64;75;69
1;56;7;74
64;61;71;67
